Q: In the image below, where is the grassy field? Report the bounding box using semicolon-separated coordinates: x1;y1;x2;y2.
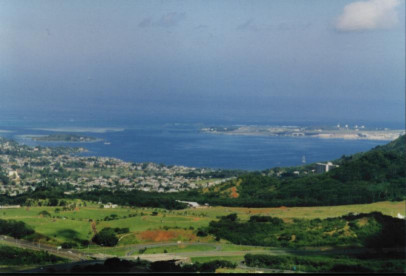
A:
190;255;245;264
142;244;216;254
173;200;406;221
1;200;404;250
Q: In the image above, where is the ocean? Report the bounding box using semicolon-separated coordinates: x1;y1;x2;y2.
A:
0;122;391;171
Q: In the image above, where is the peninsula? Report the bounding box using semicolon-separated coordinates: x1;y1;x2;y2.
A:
31;134;100;143
201;125;405;141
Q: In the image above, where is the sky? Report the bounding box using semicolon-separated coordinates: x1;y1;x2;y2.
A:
0;0;405;126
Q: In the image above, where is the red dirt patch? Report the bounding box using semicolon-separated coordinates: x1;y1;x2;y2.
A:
139;230;177;242
138;229;198;242
193;217;201;222
230;187;239;198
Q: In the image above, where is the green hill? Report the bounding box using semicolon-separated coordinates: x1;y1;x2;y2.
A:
181;135;406;207
374;134;406;152
206;211;405;249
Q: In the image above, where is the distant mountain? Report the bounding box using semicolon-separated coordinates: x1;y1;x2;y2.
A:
181;135;406;207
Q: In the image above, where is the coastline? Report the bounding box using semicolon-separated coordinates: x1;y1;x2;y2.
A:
201;127;405;141
15;134;104;144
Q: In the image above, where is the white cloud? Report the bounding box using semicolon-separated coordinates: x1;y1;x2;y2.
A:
336;0;401;31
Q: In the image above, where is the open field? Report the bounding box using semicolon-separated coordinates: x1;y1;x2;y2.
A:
1;201;404;273
173;200;406;221
1;200;404;253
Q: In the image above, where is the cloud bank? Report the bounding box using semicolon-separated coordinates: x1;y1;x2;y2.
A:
336;0;401;31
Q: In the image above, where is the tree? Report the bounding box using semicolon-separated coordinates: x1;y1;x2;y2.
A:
92;228;118;247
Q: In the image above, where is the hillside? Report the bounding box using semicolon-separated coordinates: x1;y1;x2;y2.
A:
180;135;406;207
205;211;405;249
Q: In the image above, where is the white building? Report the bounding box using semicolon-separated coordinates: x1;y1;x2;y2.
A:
315;162;339;173
103;202;118;208
176;200;200;208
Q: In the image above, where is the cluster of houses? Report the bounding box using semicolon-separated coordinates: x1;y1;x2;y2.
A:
0;137;227;196
102;202;118;209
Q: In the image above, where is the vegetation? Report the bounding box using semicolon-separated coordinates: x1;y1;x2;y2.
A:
0;201;403;248
70;257;236;273
92;228;120;247
180;135;406;207
244;253;406;273
0;219;35;239
74;190;188;210
153;259;237;273
0;245;66;266
205;212;405;248
0;187;188;210
0;201;403;272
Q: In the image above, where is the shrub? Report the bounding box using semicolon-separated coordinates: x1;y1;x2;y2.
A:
92;228;118;247
113;227;129;234
38;210;51;217
196;230;208;237
61;242;76;249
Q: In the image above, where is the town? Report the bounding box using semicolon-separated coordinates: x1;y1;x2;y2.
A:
0;137;235;197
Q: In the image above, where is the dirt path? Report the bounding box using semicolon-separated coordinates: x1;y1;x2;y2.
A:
91;220;97;235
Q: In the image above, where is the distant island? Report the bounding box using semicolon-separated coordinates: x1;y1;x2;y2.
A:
31;134;101;143
201;125;405;141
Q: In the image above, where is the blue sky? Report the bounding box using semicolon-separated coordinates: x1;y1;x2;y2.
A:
1;0;404;125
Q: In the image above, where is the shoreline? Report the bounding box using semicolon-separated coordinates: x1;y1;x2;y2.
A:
15;134;104;144
201;128;405;141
